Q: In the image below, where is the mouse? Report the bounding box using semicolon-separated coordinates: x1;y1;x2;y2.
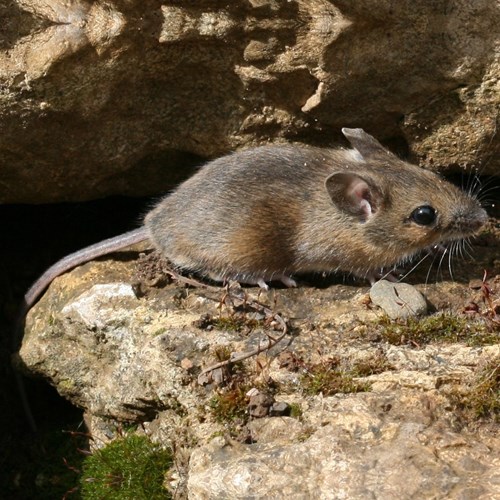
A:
13;127;488;432
145;127;487;286
19;127;488;319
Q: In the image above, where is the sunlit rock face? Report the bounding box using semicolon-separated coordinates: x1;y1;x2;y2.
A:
1;0;499;203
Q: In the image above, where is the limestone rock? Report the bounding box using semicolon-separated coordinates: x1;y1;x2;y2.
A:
1;0;498;203
14;250;500;498
188;397;500;499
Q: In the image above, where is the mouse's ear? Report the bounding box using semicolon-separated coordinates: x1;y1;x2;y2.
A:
325;172;382;221
342;128;396;161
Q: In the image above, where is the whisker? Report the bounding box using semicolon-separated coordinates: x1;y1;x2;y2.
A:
425;246;443;286
458;240;467;260
378;266;398;282
459;239;472;261
447;243;454;281
474;176;495;193
476;183;498;201
397;252;430;284
467;172;481;197
436;246;449;282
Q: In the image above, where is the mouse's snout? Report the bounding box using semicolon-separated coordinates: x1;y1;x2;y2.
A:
471;206;489;232
452;203;488;236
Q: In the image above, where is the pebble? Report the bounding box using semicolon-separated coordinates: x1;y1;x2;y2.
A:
369;280;428;320
269;402;290;416
248;393;275;418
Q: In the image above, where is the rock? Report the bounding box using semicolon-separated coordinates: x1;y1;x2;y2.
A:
180;358;194;371
247;417;304;444
269;401;290;416
14;254;500;498
188;395;500;499
1;0;498;203
469;279;484;290
248;393;275;418
370;280;428;319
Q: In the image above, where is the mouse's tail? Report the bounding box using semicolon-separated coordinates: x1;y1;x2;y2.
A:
22;226;149;317
12;226;150;432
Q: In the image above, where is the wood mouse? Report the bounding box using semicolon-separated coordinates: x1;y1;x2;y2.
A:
21;128;488;317
13;128;488;432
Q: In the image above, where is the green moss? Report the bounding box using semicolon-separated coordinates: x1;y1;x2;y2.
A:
80;434;173;500
377;314;497;346
350;353;391;377
208;430;225;440
449;359;499;424
289;403;303;419
211;315;260;332
301;358;370;396
122;423;139;433
194;310;262;333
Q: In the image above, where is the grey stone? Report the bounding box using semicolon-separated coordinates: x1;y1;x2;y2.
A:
370;280;428;319
269;401;290;416
188;400;499;499
248;393;275;418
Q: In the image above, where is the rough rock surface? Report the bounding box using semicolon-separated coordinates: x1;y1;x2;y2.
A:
15;227;500;498
1;0;498;203
189;399;499;499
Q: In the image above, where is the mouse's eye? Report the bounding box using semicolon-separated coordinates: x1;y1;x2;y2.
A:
411;205;436;226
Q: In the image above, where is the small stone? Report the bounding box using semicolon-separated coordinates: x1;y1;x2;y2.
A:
370;280;428;320
211;368;225;386
192;313;213;330
180;358;194;371
247;311;266;321
197;367;225;386
269;402;290;416
248;393;275;418
197;372;212;386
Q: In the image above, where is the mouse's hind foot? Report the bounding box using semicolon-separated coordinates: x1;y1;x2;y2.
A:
207;270;297;290
277;275;297;288
255;275;297;289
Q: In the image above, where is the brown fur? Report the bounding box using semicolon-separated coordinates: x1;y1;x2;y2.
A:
145;129;487;285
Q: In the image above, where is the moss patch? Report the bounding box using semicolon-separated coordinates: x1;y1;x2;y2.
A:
289;402;303;419
376;314;498;347
301;358;371;396
193;312;262;333
209;386;249;424
80;434;173;499
448;359;499;425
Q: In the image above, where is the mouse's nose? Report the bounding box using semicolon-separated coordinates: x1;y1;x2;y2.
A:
454;205;488;234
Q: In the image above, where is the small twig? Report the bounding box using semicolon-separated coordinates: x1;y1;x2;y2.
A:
160;269;290;383
197;312;288;383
